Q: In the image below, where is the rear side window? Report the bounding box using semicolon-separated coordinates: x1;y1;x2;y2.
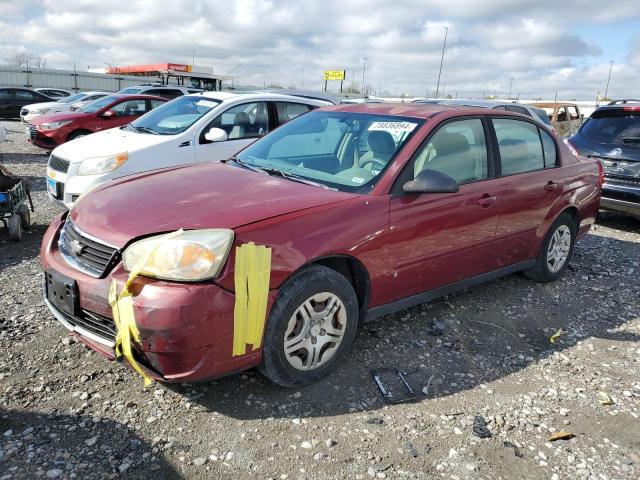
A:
531;108;553;126
275;102;311;125
493;118;544;175
581;111;640;144
146;89;182;99
540;129;557;168
0;89;12;100
505;105;531;117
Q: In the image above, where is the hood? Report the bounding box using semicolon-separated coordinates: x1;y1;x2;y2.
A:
70;162;359;247
24;101;63;111
52;127;170;163
30;111;91;125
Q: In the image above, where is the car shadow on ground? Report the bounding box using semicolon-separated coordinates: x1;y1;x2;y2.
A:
0;223;49;270
0;409;181;479
596;212;640;233
165;233;639;420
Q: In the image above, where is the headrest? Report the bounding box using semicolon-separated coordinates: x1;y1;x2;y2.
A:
433;132;470;156
234;112;251;125
367;131;396;154
499;138;528;159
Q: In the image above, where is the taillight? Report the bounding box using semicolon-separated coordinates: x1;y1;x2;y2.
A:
623;106;640;111
563;138;579;157
597;160;604;188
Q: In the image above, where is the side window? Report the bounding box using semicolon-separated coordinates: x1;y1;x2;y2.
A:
567;106;580;120
0;89;12;100
412;118;488;184
110;99;146;116
493;118;544;175
492;106;507;111
505;105;531;117
556;107;569;122
14;90;38;100
206;102;269;141
275;102;311;125
147;89;182;99
148;99;166;110
540;128;557;168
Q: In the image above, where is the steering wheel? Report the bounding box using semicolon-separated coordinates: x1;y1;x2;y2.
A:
361;158;387;172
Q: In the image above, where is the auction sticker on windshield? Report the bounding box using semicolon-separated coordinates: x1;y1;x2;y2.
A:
368;121;417;132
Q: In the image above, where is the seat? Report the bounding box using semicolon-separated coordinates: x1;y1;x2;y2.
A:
359;131;396;168
254;112;268;136
229;112;251;139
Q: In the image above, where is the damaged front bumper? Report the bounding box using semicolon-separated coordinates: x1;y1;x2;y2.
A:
40;213;272;382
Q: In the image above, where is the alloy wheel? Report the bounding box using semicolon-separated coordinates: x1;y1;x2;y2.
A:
546;225;572;273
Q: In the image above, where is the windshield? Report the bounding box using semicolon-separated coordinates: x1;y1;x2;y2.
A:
236;111;423;193
129;95;221;135
60;93;86;104
78;95;118;114
119;87;143;94
581;112;640;144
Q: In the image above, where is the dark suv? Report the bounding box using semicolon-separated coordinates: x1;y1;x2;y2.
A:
566;103;640;218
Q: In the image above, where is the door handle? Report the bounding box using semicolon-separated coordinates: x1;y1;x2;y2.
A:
477;194;497;207
544;181;558;192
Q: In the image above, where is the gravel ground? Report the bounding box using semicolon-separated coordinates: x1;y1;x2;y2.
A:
1;119;639;480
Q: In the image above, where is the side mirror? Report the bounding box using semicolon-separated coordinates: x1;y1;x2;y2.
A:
403;169;459;194
204;127;228;142
102;110;115;118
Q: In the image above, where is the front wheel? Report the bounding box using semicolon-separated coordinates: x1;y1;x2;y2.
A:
258;265;359;387
7;214;22;241
524;212;576;282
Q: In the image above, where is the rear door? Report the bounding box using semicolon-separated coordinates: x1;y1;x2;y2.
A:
0;89;13;118
194;101;270;162
387;117;501;298
490;117;562;268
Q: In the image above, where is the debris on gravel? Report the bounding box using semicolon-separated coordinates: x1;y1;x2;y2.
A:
1;120;639;479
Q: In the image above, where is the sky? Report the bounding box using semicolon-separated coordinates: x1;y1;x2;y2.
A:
0;0;639;100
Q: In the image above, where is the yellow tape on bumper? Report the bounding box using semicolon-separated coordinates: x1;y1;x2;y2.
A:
232;242;272;356
109;229;183;386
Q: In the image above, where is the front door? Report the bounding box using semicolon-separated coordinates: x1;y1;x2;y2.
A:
386;117;500;301
195;101;270;162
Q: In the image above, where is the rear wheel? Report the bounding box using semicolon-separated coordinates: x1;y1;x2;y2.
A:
17;203;30;230
524;212;576;282
7;214;22;241
259;265;359;387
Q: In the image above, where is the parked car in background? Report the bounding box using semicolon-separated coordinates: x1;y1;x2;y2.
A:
35;88;72;99
27;94;167;151
608;99;640;105
0;87;53;119
117;85;203;99
45;92;330;208
41;103;601;386
566;103;640;218
419;99;554;131
530;102;583;138
21;91;111;123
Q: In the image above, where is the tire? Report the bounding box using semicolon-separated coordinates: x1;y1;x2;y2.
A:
524;212;576;283
17;204;30;230
258;265;359;387
67;130;89;142
8;214;22;241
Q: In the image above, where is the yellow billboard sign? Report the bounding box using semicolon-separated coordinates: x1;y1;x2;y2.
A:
323;70;346;81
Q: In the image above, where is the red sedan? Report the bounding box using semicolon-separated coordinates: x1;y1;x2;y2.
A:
27;94;167;149
40;104;602;387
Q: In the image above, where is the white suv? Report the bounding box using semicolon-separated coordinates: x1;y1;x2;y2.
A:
45;92;332;208
20;91;110;122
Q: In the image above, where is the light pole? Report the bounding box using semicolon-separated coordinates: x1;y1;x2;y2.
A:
192;49;196;69
435;26;448;99
604;60;613;101
508;78;513;100
361;57;368;96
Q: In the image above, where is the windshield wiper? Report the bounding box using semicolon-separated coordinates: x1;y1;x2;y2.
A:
131;125;159;135
622;137;640;144
223;156;265;173
257;166;336;190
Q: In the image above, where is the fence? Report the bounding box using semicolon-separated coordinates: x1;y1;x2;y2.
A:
0;66;168;92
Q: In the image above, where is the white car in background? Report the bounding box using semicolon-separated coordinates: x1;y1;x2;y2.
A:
20;91;111;122
45;92;332;208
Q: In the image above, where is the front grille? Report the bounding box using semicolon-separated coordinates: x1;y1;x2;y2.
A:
28;124;37;139
49;154;70;173
52;303;116;344
59;221;119;277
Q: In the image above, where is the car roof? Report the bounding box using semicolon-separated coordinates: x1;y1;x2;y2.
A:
322;102;499;119
185;91;331;105
436;99;536;109
102;93;168;101
530;102;578;108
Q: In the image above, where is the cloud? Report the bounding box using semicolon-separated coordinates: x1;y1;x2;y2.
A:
0;0;638;99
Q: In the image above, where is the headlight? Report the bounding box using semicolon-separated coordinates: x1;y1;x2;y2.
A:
39;120;72;130
77;152;128;176
122;229;234;281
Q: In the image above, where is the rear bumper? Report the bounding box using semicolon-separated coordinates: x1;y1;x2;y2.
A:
601;181;640;217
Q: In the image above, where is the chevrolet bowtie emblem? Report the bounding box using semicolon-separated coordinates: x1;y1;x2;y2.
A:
68;239;84;255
